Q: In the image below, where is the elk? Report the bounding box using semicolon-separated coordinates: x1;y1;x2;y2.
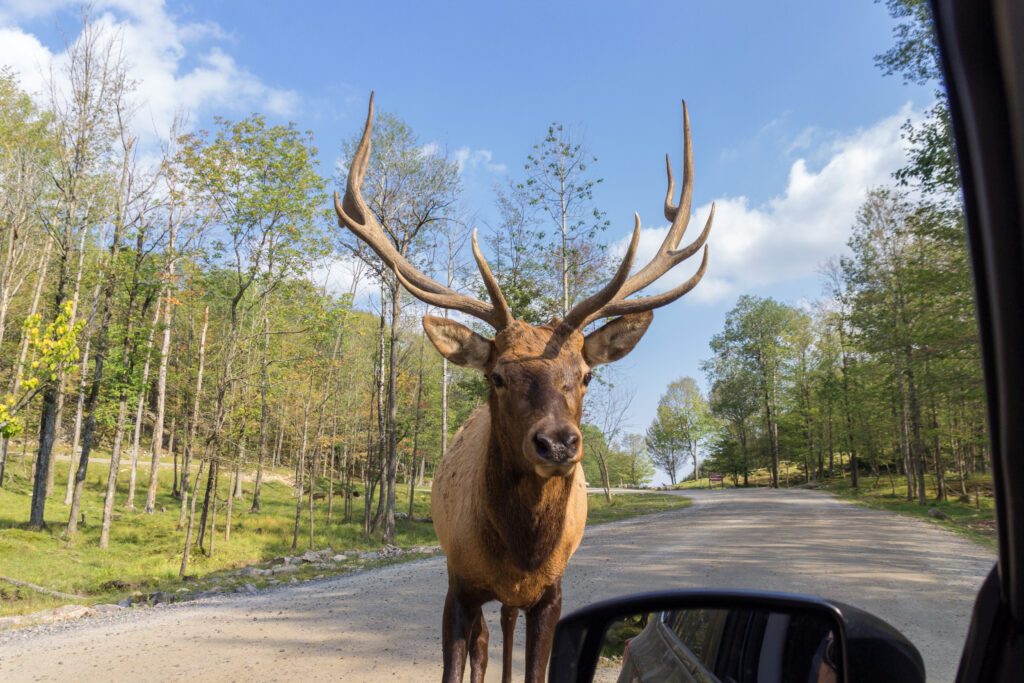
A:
334;94;713;683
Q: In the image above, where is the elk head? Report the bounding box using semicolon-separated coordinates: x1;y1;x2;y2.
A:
334;94;713;479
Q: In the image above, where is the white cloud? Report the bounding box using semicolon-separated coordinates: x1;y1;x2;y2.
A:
0;26;51;92
453;146;506;174
612;104;917;304
0;0;298;143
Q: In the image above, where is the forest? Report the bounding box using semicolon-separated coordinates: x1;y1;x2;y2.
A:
640;0;986;508
0;0;982;600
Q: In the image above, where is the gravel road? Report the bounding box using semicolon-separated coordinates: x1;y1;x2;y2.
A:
0;488;995;682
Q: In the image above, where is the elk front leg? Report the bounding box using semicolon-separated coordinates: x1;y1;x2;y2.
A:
442;583;482;683
524;581;562;683
468;609;489;683
500;604;519;683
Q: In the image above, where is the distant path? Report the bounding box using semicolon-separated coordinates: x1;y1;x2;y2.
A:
0;489;994;682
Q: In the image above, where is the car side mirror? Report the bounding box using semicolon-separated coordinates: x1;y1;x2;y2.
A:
549;590;924;683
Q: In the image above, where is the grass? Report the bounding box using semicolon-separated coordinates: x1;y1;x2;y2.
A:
673;463;997;548
0;444;691;618
586;492;691;525
822;474;996;548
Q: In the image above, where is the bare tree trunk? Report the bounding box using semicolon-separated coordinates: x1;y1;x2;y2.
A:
308;450;316;549
179;459;205;577
370;284;387;535
63;283;101;504
273;427;283;468
225;464;237;543
99;398;130;548
905;365;927;505
408;335;426;520
197;458;217;552
208;465;219;557
145;229;176;513
251;315;270;512
169;418;178;498
929;400;946;502
291;372;314;550
383;277;401;544
178;307;208;530
127;300;160;509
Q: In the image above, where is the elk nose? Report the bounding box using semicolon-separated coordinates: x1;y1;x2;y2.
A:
532;427;580;463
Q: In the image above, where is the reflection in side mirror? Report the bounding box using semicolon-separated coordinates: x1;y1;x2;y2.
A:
595;608;840;683
550;591;925;683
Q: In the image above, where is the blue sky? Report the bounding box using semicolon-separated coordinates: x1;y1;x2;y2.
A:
0;1;932;480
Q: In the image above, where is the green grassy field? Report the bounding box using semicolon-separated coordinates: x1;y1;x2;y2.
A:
673;465;996;547
0;446;690;618
823;474;996;548
586;491;691;525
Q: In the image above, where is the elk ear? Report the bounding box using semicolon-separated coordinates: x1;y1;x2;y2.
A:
583;311;654;366
423;315;492;371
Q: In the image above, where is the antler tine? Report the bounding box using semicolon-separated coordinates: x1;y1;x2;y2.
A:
392;267;499;327
335;93;509;329
593;244;709;321
563;213;642;328
616;100;697;300
472;229;513;329
564;100;712;328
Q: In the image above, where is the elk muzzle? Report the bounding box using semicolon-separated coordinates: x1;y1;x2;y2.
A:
525;419;582;477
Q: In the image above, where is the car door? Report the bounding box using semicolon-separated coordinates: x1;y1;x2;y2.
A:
930;1;1024;681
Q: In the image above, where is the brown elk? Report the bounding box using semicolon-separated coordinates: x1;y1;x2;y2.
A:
334;94;713;683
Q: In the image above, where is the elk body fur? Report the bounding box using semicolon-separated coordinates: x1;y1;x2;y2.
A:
431;325;589;609
334;93;713;683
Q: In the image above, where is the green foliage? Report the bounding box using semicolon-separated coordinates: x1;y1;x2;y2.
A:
875;0;959;196
1;301;84;437
514;121;610;317
646;378;713;485
178;114;329;286
695;186;985;500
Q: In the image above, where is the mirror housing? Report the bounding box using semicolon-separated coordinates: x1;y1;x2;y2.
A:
549;590;924;683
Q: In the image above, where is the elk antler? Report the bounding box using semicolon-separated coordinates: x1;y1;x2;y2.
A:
334;93;512;330
563;100;713;329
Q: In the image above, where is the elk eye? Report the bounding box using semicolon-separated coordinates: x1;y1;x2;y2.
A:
583;371;592;387
491;372;505;388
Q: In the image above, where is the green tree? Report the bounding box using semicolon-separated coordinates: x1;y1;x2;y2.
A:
710;297;800;488
703;354;761;486
876;0;958;196
484;186;547;322
177;113;327;541
619;433;655;487
337;110;460;544
518;122;609;318
666;378;714;483
646;378;714;486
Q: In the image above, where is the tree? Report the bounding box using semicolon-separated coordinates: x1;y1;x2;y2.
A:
653;377;714;484
619;433;655;487
518;122;609;318
646;404;684;486
337;110;460;544
703;353;761;486
646;378;713;487
40;18;132;530
875;0;958;196
710;297;799;488
484;186;547;322
177;113;326;542
582;371;635;501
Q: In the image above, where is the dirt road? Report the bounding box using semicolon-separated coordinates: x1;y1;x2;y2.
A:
0;489;994;682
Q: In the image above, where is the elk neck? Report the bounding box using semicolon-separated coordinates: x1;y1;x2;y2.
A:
481;392;575;573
